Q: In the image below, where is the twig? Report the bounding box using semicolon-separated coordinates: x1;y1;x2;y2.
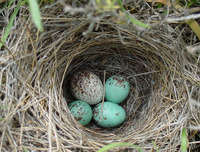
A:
167;13;200;22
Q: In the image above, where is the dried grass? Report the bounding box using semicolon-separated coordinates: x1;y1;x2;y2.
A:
0;0;200;151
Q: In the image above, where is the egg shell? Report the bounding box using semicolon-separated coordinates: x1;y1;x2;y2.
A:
70;71;103;105
93;102;126;127
68;100;92;126
105;75;130;104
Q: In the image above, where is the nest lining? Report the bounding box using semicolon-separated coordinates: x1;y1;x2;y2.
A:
0;1;200;152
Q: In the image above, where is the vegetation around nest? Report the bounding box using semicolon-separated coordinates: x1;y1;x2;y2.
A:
0;0;200;151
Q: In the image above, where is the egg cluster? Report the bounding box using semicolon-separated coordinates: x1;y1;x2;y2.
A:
68;71;130;127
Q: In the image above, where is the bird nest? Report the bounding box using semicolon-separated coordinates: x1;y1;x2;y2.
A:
0;1;200;151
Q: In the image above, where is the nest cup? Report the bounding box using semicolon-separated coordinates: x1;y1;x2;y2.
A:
2;2;199;152
3;20;185;151
22;22;185;151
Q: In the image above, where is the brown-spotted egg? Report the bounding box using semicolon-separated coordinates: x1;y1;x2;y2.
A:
70;71;103;105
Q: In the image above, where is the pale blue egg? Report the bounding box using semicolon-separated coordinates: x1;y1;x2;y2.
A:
93;102;126;127
105;75;130;104
68;100;92;126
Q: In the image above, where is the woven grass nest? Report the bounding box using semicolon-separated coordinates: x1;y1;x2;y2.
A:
0;1;200;151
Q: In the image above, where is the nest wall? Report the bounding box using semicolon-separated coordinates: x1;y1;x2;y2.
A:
0;1;200;152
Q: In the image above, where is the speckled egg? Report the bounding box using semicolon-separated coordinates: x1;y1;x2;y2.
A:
93;102;126;127
70;71;103;105
68;100;92;126
105;75;130;104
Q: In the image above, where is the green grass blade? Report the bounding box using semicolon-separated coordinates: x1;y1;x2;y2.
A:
0;0;28;48
20;0;28;6
0;1;21;48
152;141;159;152
118;0;125;12
27;0;43;32
118;0;150;28
128;15;151;28
8;0;14;8
181;128;188;152
97;142;143;152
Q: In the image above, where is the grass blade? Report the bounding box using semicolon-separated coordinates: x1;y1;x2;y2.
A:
118;0;150;28
97;142;143;152
181;128;188;152
152;141;159;152
185;19;200;40
8;0;14;8
175;3;200;40
128;15;151;28
0;0;28;48
0;1;21;48
27;0;43;32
